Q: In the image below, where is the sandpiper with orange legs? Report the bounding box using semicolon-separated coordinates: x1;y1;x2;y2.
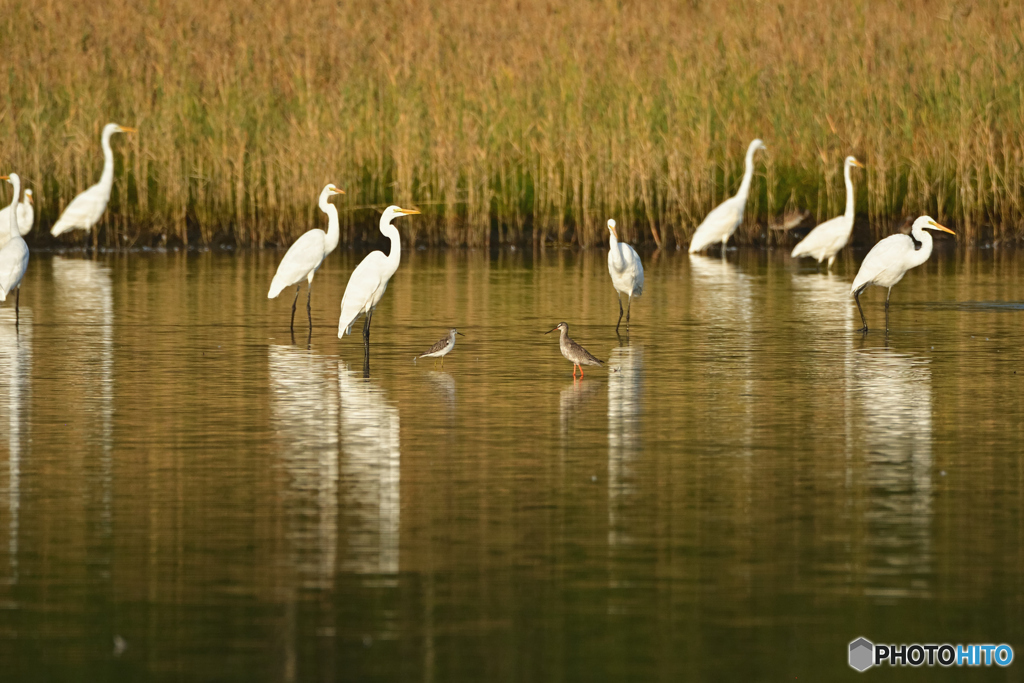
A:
546;322;603;378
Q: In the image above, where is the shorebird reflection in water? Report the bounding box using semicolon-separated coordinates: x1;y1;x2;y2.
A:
414;328;464;368
546;322;603;378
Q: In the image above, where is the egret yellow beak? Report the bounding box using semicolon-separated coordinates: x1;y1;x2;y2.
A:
397;208;420;215
332;188;346;195
27;193;33;204
608;225;617;238
851;159;865;168
0;176;8;180
119;126;137;133
928;220;955;235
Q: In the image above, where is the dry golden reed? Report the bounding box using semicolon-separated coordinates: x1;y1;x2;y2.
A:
0;0;1022;247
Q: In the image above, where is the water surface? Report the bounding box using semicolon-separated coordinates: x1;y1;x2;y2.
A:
0;246;1022;681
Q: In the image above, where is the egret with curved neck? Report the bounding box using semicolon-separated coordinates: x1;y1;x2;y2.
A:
267;183;346;336
688;139;766;254
791;156;865;270
0;188;33;248
51;123;136;241
0;173;30;326
606;219;644;333
851;215;955;332
338;205;420;351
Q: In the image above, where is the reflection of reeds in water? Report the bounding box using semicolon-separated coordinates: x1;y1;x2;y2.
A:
790;272;852;330
848;346;933;600
268;345;339;590
338;363;401;577
0;311;30;585
51;257;114;535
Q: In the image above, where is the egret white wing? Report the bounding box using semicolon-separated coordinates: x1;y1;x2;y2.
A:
851;234;915;292
689;197;743;253
50;183;109;236
268;230;327;298
338;251;388;336
0;240;29;300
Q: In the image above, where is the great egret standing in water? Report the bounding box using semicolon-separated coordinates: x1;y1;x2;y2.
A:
688;139;766;254
0;189;32;247
51;123;136;239
851;215;955;332
267;183;346;335
0;174;30;324
791;156;865;270
606;219;644;333
338;205;420;348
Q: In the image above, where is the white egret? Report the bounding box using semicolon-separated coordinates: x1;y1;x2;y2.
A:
0;174;30;324
0;189;33;247
606;219;644;332
338;205;420;346
414;328;464;368
791;156;865;270
267;183;346;335
546;322;603;379
51;123;136;238
851;216;955;332
688;139;767;254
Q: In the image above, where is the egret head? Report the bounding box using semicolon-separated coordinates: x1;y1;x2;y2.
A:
104;123;136;136
0;173;19;187
607;219;618;239
749;138;767;154
382;205;421;224
914;215;955;236
545;322;569;335
24;189;33;204
846;156;865;169
323;183;345;197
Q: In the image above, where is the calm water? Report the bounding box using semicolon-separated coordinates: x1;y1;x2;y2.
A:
0;245;1022;681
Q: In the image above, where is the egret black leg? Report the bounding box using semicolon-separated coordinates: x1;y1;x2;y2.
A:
626;296;632;325
290;286;300;334
884;288;892;332
854;287;868;333
306;284;313;333
14;287;19;329
616;298;624;333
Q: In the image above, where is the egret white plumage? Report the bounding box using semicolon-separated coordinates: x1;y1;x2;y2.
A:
415;328;464;368
338;205;420;347
606;219;644;332
851;215;955;332
51;123;136;239
0;174;30;324
0;189;33;247
688;139;766;254
791;156;864;270
267;183;346;334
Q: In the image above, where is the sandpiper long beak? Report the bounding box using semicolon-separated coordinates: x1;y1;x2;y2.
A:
929;220;956;235
397;208;420;215
456;332;465;336
545;326;559;334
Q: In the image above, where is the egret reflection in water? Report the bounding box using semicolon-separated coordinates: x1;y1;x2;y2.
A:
51;257;114;536
338;362;401;576
608;344;643;549
0;310;30;585
268;345;339;589
848;344;934;600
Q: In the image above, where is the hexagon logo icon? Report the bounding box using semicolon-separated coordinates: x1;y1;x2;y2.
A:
849;637;874;672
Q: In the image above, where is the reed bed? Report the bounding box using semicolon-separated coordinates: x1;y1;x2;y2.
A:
0;0;1022;248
